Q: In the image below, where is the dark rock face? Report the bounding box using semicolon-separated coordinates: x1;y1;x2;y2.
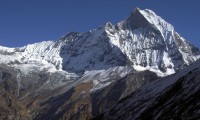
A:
94;60;200;120
126;7;151;30
91;71;158;117
0;86;31;120
0;66;31;120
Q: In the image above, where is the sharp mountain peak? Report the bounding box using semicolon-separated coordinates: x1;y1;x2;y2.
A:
0;8;199;77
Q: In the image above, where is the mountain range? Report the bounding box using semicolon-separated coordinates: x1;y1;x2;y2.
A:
0;7;199;120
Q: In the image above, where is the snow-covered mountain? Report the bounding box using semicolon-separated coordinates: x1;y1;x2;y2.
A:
0;7;199;120
0;8;199;77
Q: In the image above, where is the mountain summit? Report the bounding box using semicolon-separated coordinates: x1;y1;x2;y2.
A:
0;8;199;77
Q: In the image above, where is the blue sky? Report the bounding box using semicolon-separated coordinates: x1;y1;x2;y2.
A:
0;0;199;48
